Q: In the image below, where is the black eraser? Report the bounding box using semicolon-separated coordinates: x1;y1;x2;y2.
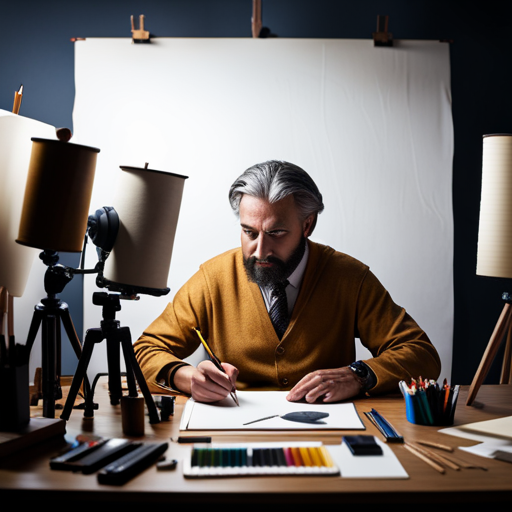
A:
343;435;383;456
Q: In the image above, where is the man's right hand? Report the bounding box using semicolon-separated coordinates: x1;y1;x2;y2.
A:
174;361;238;403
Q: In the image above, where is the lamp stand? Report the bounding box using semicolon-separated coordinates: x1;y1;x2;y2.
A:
466;292;512;406
60;291;160;424
25;250;89;418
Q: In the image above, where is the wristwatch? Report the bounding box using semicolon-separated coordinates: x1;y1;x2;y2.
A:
348;360;376;392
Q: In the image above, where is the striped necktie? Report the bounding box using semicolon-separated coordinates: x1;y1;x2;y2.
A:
269;280;289;339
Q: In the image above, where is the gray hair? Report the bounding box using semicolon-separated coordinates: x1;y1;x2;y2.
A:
228;161;324;225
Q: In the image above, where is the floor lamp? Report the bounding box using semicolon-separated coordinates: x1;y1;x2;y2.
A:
15;129;100;418
467;134;512;406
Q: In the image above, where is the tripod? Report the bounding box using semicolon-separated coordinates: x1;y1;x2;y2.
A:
25;250;90;418
60;291;160;424
466;291;512;406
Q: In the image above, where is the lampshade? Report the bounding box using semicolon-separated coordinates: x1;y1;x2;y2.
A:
476;134;512;278
16;136;100;253
0;111;55;297
102;165;187;292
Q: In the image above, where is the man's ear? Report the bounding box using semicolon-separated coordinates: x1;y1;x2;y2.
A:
303;214;316;237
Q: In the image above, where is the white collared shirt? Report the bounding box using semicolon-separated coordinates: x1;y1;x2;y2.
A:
260;242;309;315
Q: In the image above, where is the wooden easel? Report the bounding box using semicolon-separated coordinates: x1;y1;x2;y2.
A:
466;293;512;405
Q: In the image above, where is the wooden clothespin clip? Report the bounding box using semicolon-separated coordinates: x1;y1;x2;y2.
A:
131;14;150;43
373;15;393;47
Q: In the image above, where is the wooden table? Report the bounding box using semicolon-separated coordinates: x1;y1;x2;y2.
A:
0;381;511;504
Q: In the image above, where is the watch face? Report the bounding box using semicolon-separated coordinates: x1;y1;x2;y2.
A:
350;363;367;378
350;362;376;392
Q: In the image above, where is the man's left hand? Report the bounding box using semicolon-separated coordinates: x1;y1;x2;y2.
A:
286;367;363;403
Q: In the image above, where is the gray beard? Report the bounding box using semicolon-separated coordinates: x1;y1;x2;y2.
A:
243;236;306;286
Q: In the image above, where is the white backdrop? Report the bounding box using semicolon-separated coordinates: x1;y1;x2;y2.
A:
72;37;454;382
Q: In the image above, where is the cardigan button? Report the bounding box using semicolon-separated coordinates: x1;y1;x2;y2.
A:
276;346;285;355
281;378;289;386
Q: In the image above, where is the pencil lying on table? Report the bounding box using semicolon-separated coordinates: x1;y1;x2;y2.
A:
193;327;239;406
403;442;445;474
417;440;453;452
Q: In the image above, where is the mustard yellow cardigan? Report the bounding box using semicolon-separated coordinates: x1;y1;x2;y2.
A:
134;241;441;395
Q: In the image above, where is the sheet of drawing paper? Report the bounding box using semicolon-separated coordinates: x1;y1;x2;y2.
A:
180;390;365;431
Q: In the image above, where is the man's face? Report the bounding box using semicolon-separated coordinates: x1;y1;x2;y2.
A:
239;194;314;285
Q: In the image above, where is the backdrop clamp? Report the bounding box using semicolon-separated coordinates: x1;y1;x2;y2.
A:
131;14;150;44
373;15;393;47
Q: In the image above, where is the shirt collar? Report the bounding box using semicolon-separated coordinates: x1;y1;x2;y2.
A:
287;240;309;290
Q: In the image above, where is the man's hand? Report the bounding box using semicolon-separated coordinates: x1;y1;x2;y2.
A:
174;361;239;403
286;367;363;403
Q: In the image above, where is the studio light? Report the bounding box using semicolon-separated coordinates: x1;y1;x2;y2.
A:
0;111;55;299
61;164;188;424
0;111;55;431
100;164;188;296
16;128;100;418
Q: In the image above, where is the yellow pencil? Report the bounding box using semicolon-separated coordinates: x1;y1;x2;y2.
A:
193;327;239;406
12;84;23;114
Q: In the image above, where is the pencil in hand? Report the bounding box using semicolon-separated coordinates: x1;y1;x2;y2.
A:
193;327;239;406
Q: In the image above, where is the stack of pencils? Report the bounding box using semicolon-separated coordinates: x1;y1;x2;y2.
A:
399;377;460;426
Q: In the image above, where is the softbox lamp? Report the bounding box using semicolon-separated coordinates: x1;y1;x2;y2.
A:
100;164;188;296
0;110;54;431
0;111;55;298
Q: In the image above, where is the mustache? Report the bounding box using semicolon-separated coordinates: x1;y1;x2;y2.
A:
246;255;285;265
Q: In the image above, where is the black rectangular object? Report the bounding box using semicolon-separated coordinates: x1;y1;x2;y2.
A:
54;438;135;474
50;439;108;470
344;435;383;456
97;442;169;485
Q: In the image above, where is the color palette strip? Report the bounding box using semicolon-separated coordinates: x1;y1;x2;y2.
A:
183;442;340;478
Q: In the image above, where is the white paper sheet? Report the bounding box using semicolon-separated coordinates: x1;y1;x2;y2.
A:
329;438;409;478
456;415;512;440
440;419;512;459
180;391;365;431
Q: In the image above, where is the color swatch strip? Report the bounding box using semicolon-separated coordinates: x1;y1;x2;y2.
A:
184;443;340;478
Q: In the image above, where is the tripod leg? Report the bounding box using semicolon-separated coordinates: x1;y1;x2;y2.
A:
120;332;160;424
59;302;83;358
24;306;43;356
59;304;92;399
467;302;512;405
106;334;123;405
60;328;102;421
41;312;59;418
500;322;512;384
117;327;137;397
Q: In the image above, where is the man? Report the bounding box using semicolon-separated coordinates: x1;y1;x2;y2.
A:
134;160;441;403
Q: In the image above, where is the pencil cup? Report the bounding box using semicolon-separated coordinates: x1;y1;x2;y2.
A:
121;396;145;436
400;379;460;427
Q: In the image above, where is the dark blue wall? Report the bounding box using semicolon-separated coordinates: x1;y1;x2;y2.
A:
2;0;512;384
